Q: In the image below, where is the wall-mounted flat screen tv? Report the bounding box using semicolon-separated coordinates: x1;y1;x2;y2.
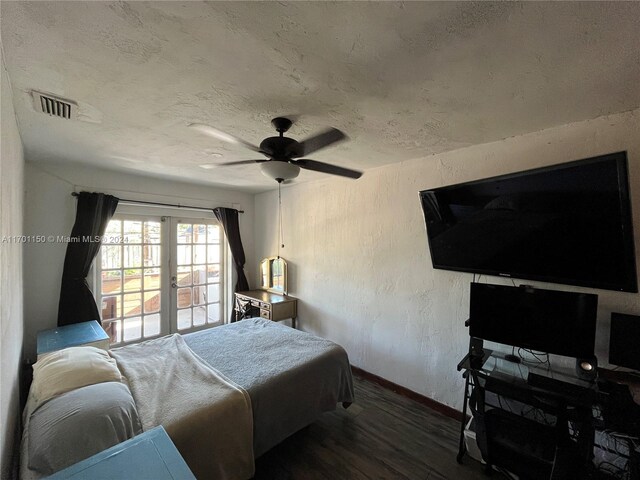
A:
469;282;598;358
419;152;637;292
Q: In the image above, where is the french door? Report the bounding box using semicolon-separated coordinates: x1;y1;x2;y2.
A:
170;217;224;334
98;215;225;346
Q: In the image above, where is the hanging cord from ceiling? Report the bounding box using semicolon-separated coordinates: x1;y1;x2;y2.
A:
277;180;285;258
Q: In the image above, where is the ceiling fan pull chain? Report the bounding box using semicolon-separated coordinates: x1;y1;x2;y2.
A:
278;181;285;257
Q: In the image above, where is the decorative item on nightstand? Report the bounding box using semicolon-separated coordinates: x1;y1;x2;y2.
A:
37;320;109;359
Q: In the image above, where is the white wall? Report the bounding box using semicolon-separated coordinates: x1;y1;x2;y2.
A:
1;47;25;479
254;109;640;410
23;162;255;359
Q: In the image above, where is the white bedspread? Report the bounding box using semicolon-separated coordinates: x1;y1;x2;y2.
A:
110;334;254;480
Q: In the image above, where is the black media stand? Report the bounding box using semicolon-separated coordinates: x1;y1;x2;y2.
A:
456;348;598;479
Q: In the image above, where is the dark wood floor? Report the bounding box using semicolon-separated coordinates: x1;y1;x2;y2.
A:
254;374;503;480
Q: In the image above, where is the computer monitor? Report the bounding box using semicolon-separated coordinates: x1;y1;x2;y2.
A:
469;282;598;358
609;313;640;371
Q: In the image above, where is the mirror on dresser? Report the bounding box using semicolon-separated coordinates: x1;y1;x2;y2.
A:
259;257;288;294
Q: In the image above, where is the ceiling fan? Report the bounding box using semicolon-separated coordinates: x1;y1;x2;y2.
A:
190;117;363;183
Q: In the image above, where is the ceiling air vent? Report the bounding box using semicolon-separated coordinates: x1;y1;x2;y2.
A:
31;91;77;120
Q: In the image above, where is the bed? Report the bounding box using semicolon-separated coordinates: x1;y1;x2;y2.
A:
183;317;355;458
20;318;354;479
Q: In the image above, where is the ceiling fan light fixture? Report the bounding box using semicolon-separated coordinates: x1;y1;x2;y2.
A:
260;161;300;181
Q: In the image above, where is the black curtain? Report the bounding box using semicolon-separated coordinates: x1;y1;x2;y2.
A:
57;192;119;326
213;207;249;322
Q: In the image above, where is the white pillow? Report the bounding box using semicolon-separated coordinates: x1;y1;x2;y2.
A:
31;346;122;408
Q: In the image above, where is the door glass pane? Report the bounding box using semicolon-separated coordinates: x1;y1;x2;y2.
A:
177;245;191;265
207;284;220;303
144;314;161;338
193;224;207;243
123;316;142;342
177;266;191;286
177;309;191;330
193;245;206;265
105;220;122;237
177;288;192;308
207;304;220;324
103;320;121;344
144;245;161;266
144;290;160;313
207;245;220;264
123;269;142;292
144;222;161;244
102;246;121;269
101;295;120;320
207;264;220;283
124;245;142;268
177;223;191;243
124;220;142;244
193;286;206;306
207;225;220;243
193;306;206;326
193;265;206;285
123;292;142;316
143;268;161;291
102;270;122;295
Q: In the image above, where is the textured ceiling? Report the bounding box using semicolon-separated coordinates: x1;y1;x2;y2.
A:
1;1;639;192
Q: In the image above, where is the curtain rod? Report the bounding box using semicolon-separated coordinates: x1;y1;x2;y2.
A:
71;192;243;214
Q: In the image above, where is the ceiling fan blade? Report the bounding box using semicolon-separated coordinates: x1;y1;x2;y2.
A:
294;159;362;179
294;128;348;157
189;123;263;153
200;159;267;170
217;159;268;167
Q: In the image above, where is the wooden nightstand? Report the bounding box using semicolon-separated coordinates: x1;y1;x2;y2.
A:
37;320;110;359
235;290;298;328
46;426;195;479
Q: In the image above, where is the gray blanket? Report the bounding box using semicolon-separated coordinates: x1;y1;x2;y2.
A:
111;334;254;480
184;318;355;457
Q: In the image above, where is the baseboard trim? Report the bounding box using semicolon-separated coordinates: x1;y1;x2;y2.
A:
351;366;464;422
